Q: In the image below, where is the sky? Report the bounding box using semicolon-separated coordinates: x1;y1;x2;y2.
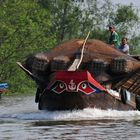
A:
112;0;140;6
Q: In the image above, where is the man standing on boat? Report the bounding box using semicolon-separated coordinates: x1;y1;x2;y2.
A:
108;25;120;49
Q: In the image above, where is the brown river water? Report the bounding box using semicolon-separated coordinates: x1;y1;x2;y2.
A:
0;95;140;140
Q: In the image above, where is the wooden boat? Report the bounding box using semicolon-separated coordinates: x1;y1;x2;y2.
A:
17;38;140;111
0;83;8;99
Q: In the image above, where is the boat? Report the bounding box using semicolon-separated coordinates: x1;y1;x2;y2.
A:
17;38;140;111
0;83;8;99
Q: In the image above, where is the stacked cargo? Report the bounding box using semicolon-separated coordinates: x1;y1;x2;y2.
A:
50;56;70;71
111;57;133;73
32;53;49;71
89;59;109;76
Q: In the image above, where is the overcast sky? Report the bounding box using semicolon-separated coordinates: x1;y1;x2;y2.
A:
112;0;140;6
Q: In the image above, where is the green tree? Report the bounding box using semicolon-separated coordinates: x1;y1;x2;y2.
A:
39;0;85;43
113;4;140;54
0;0;56;93
114;5;139;36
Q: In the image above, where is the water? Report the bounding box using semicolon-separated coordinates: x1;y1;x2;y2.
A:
0;95;140;140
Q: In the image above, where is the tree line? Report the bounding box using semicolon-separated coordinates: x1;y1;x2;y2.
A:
0;0;139;93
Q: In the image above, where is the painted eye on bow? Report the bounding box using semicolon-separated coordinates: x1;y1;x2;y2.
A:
79;82;96;95
59;83;64;89
81;83;87;89
52;81;66;94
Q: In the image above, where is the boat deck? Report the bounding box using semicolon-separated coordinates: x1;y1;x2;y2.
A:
114;68;140;95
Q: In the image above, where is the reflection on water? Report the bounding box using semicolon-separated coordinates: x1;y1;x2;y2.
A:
0;95;140;140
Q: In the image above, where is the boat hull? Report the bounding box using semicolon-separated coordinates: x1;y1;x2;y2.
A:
38;90;134;111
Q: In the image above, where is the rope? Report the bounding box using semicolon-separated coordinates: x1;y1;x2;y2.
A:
76;31;90;70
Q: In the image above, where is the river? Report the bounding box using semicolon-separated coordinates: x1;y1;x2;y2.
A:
0;95;140;140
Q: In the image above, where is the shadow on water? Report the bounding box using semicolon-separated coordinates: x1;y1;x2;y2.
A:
28;119;140;140
30;119;140;127
31;119;98;127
